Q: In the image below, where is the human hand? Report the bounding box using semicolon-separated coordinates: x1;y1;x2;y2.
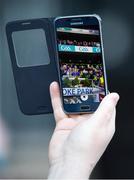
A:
48;81;119;179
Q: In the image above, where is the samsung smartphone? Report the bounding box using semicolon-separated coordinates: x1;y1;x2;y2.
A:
54;15;108;114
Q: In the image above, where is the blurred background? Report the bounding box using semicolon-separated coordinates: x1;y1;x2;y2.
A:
0;0;133;178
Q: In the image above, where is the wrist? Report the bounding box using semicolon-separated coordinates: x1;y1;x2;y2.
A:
48;157;95;179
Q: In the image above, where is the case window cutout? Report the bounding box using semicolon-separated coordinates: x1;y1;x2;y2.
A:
12;29;50;67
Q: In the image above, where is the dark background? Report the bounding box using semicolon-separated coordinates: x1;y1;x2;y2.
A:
0;0;133;178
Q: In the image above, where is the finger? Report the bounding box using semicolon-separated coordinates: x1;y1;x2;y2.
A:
108;107;116;132
93;93;119;125
50;81;68;123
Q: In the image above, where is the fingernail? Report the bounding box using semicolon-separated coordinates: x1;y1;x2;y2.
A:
51;81;57;87
112;93;120;105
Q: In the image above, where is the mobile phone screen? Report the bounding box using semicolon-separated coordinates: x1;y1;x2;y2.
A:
55;16;107;113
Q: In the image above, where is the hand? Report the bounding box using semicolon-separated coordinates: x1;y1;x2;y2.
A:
48;82;119;179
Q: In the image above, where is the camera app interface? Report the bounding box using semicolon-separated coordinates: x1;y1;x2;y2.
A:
56;23;106;105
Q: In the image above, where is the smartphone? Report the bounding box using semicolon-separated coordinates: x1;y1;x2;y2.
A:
54;15;108;114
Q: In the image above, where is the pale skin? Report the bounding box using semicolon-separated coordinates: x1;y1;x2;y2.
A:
48;81;119;179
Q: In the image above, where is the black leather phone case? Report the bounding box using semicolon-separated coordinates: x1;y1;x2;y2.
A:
6;18;58;115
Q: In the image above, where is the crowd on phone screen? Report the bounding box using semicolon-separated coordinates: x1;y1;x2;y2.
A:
61;63;104;87
58;39;100;47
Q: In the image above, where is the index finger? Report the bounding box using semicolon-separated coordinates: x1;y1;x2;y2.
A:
93;92;119;125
